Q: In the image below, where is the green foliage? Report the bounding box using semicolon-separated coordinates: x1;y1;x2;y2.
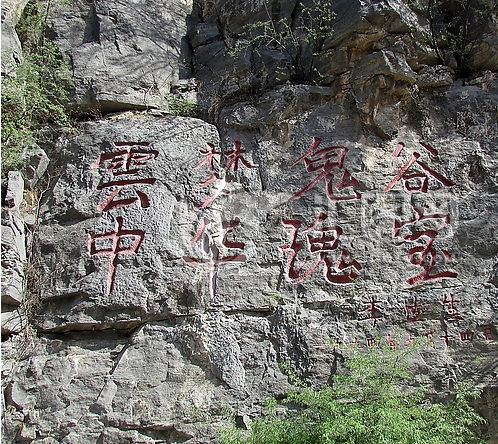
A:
1;0;73;175
278;361;306;388
229;0;336;83
218;347;485;444
167;97;201;118
442;0;498;75
409;0;498;76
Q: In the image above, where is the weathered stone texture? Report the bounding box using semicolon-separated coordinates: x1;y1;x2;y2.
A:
33;116;221;331
13;96;498;441
46;0;194;113
2;0;498;442
1;0;28;76
2;172;27;335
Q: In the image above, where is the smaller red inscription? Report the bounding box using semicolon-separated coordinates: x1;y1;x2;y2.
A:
366;337;380;348
440;330;454;347
483;327;494;341
405;334;416;347
360;296;383;326
404;295;424;322
386;333;397;350
351;338;362;349
459;331;474;342
441;293;463;322
424;331;436;349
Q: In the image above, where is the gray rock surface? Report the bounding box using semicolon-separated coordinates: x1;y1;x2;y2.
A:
2;172;27;334
4;171;24;211
14;97;498;440
1;18;22;77
46;0;194;114
20;146;50;191
1;0;28;73
2;0;498;442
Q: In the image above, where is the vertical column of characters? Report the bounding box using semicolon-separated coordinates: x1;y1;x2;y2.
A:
88;142;158;295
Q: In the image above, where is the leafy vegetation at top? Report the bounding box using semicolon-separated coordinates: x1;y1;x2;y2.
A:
1;0;73;177
229;0;336;84
218;346;485;444
409;0;498;76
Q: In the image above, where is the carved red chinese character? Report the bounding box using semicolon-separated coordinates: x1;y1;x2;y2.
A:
392;207;450;237
191;141;254;209
405;334;416;347
193;142;221;171
331;338;343;349
441;293;463;321
440;330;454;346
93;142;158;211
483;327;494;341
459;331;474;342
424;331;436;349
366;337;380;348
360;296;382;326
96;178;156;211
191;144;230;208
88;216;145;296
93;142;158;175
351;338;362;349
404;295;424;321
279;212;361;284
386;333;397;350
225;140;255;171
394;208;457;286
194;173;232;209
289;137;361;202
384;141;454;193
182;217;246;300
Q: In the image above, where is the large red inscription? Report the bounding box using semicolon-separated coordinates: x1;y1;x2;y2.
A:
88;142;158;295
289;137;361;202
191;140;254;209
88;217;145;296
393;208;457;286
280;212;362;284
182;217;247;300
384;141;454;193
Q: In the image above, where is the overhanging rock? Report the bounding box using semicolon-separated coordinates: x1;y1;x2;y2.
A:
46;0;194;113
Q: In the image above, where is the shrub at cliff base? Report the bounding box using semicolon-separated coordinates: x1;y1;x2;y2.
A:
218;347;485;444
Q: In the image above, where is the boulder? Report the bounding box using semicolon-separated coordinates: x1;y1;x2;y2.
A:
46;0;194;114
20;146;50;191
416;65;454;88
4;170;24;211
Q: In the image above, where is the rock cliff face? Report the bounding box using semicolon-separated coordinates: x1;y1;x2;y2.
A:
2;0;498;442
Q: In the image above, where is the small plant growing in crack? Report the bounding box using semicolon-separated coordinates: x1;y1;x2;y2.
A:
228;0;336;85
